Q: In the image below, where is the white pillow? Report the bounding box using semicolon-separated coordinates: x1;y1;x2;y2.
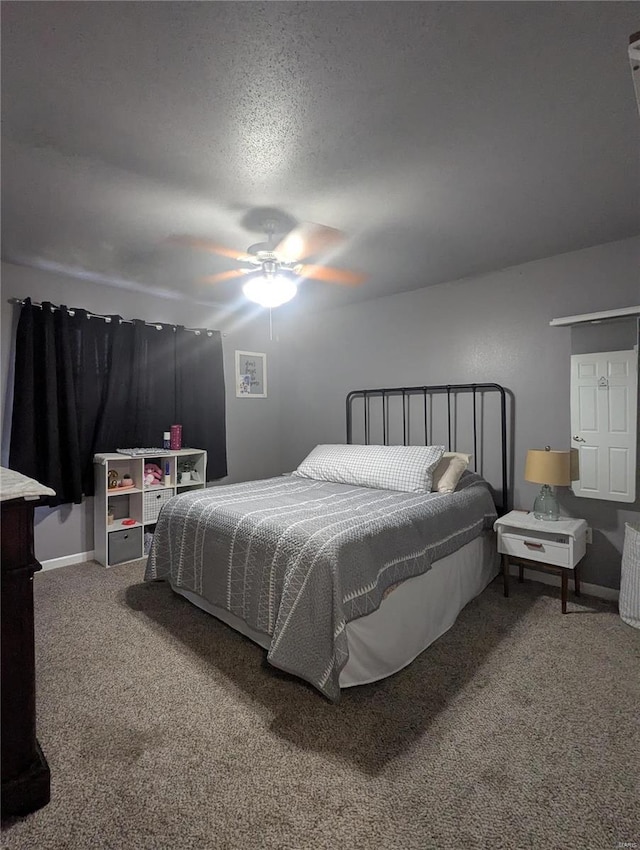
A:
292;444;445;493
431;452;472;493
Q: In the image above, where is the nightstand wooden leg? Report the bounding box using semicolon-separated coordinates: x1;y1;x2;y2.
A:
502;554;509;598
518;563;524;583
574;564;580;597
561;569;568;614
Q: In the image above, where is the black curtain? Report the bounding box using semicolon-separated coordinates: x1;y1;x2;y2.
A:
174;326;227;480
9;300;227;506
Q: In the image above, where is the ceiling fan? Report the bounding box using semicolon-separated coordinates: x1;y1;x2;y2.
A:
169;219;366;308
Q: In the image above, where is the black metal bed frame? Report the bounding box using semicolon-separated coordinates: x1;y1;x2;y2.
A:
346;382;510;514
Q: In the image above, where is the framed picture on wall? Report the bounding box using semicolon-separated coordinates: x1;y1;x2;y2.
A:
235;350;267;398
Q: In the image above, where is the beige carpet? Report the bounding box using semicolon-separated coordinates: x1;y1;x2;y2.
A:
2;559;639;850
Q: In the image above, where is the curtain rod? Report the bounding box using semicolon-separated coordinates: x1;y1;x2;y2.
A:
8;298;226;337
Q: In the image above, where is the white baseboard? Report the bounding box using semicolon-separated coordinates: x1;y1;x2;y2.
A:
39;550;95;571
509;564;619;602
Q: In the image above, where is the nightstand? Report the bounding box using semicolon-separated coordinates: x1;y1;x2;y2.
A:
494;511;589;613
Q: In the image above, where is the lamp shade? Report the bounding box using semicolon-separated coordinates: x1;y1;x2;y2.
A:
525;449;571;486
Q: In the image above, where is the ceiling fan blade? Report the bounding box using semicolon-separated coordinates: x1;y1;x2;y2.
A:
168;235;253;262
296;264;366;286
199;269;253;284
274;222;345;262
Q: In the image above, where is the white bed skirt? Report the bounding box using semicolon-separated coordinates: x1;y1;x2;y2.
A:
172;531;498;690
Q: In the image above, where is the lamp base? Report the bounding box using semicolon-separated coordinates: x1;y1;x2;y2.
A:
533;484;559;521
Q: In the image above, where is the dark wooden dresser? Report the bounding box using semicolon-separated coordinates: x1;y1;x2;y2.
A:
1;496;50;818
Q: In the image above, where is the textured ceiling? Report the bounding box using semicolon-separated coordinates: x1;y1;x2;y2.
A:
2;2;639;311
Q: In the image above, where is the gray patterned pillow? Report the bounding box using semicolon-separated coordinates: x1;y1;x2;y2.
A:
292;444;445;493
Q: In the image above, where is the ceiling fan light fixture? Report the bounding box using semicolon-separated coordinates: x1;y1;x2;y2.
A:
242;275;298;308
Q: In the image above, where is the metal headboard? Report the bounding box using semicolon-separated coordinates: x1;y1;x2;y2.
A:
346;383;510;514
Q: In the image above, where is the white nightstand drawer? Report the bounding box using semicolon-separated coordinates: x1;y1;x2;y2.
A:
499;532;570;567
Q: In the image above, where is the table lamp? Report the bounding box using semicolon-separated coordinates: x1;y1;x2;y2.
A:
524;446;571;521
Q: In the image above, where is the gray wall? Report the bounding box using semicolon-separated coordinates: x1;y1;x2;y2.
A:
1;261;283;561
277;235;640;589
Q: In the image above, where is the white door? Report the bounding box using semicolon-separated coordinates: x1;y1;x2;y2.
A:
570;350;638;502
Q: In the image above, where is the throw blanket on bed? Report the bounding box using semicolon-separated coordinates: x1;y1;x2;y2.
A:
145;473;497;701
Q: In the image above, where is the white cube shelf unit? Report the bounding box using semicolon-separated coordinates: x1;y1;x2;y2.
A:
93;449;207;567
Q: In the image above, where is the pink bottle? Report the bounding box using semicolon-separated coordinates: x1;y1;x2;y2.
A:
170;424;182;451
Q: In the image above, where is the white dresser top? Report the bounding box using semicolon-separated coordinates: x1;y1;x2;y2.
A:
0;467;56;502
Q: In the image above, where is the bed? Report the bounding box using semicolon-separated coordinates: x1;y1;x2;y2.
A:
145;383;510;701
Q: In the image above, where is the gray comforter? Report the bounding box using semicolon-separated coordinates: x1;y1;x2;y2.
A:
145;473;497;701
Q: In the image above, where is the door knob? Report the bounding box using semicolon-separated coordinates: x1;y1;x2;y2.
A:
572;436;586;442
